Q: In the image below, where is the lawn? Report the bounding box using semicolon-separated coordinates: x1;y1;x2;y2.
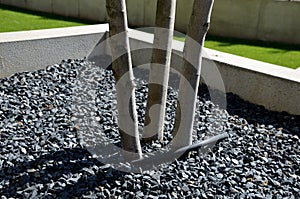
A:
1;5;299;69
0;5;93;32
174;35;300;69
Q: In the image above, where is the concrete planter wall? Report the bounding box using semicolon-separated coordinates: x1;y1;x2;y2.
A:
0;24;108;78
0;24;299;115
1;0;300;45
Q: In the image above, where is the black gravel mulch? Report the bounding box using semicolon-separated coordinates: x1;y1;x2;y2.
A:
0;59;299;199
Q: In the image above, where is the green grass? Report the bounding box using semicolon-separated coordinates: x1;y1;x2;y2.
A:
174;35;300;69
0;5;93;33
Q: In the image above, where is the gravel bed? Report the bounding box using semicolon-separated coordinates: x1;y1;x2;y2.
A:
0;59;299;198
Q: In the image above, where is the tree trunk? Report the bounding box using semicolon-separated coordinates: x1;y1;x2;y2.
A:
106;0;142;160
143;0;177;143
172;0;214;149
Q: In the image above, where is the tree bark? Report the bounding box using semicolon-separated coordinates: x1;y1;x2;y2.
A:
143;0;177;143
106;0;142;160
172;0;214;149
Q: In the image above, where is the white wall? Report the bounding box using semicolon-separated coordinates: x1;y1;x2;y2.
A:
1;0;300;45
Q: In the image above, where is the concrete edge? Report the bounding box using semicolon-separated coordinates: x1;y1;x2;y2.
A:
205;48;300;84
126;29;300;115
127;29;300;84
0;24;109;43
0;24;299;115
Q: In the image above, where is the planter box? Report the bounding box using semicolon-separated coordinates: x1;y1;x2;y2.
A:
0;24;299;115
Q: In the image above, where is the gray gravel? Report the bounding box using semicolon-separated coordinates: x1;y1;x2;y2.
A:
0;58;299;198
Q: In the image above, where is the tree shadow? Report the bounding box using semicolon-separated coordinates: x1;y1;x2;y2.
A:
0;147;127;198
199;84;300;136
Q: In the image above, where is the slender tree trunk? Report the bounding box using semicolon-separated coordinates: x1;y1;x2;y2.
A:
143;0;177;142
106;0;142;160
172;0;214;149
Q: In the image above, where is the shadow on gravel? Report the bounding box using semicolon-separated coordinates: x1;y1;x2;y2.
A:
199;84;300;136
0;148;126;198
226;93;300;136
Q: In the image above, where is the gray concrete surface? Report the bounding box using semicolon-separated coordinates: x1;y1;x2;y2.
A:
79;0;107;22
52;0;79;18
0;24;108;78
26;0;52;12
0;24;299;115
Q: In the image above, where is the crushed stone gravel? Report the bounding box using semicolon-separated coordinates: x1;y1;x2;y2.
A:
0;58;299;198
